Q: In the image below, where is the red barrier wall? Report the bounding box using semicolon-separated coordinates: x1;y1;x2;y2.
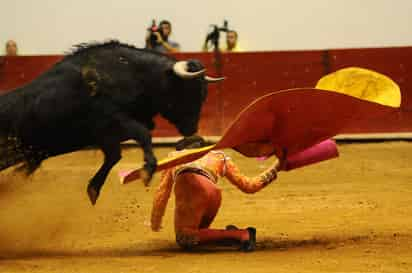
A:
1;47;412;137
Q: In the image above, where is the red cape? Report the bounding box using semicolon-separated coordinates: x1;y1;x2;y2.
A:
120;88;399;184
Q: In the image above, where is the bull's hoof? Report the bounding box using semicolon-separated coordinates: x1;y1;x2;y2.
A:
141;169;151;187
87;185;99;206
142;160;156;187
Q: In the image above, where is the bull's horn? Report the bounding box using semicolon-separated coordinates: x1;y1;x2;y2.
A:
205;76;225;83
173;61;205;79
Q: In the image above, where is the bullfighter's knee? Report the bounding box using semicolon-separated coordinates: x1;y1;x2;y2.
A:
175;230;200;250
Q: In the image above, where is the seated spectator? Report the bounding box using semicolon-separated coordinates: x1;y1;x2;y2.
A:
5;40;18;56
224;30;243;52
145;20;180;53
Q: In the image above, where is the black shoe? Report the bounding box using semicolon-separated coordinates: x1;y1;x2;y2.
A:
240;227;256;252
225;224;239;230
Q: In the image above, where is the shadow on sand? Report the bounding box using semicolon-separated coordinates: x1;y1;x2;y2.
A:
0;233;382;260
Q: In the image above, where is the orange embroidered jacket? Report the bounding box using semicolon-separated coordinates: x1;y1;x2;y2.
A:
151;151;280;231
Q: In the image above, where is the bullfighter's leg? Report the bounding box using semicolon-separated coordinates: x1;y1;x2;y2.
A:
87;139;121;205
174;173;255;251
176;228;256;252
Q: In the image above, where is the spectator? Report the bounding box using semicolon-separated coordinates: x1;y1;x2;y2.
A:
145;20;180;53
224;30;243;52
5;40;18;56
202;29;243;52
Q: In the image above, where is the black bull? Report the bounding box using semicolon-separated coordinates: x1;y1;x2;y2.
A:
0;41;224;204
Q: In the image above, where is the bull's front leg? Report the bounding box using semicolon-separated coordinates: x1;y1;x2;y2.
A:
118;116;157;186
87;115;156;205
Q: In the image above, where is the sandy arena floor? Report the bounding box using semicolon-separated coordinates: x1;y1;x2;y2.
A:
0;142;412;273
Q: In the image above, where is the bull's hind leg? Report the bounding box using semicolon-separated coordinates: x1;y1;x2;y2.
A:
87;140;121;205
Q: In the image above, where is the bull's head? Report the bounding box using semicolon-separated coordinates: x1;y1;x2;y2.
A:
160;59;224;141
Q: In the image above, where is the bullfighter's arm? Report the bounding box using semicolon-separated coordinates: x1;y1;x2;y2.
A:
151;168;174;231
223;158;280;194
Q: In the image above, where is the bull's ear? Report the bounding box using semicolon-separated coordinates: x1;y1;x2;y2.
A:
204;76;225;83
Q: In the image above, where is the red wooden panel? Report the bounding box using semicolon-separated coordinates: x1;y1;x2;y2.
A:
0;56;62;91
1;47;412;136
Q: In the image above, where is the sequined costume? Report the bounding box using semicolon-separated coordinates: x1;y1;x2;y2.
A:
151;150;280;251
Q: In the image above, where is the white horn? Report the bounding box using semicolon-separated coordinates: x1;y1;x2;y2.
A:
205;76;225;83
173;61;205;79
